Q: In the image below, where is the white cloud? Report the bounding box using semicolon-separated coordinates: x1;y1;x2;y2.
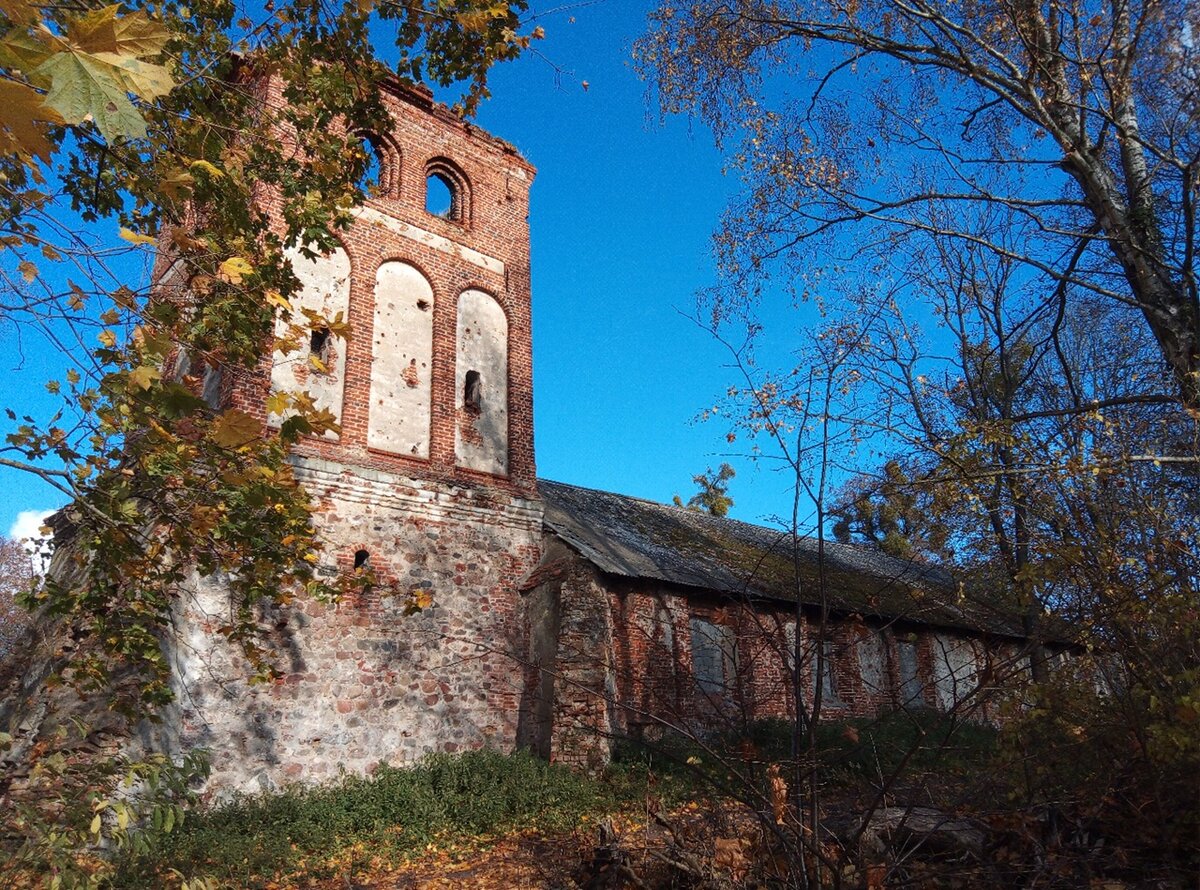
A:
9;508;54;544
8;508;55;574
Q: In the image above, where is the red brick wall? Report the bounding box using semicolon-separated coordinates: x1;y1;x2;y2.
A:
154;78;548;793
540;554;1022;760
228;76;538;498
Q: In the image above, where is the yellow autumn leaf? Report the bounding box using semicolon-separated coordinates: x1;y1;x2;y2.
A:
189;158;224;178
210;409;261;448
97;329;117;347
119;226;157;245
265;290;291;311
0;78;63;166
265;391;290;416
127;364;160;390
219;256;253;284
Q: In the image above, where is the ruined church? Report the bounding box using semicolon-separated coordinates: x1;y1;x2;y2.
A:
57;80;1035;792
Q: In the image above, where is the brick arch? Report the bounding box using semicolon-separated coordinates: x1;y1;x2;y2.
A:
353;129;402;198
424;156;471;225
454;287;508;476
366;260;435;458
452;281;511;320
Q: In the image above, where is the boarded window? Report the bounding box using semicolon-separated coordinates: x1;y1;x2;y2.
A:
689;617;736;695
857;632;888;694
933;634;979;710
898;639;924;705
368;261;434;457
813;639;842;705
268;243;351;438
455;289;508;474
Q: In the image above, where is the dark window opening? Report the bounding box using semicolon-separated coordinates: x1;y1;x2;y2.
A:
426;172;455;218
353;549;370;570
464;369;482;413
310;327;331;357
817;639;842;706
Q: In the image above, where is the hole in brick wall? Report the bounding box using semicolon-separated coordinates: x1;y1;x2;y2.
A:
425;172;454;218
354;549;370;569
464;369;482;413
309;327;330;358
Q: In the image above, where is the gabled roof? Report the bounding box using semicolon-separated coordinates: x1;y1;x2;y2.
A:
538;479;1026;638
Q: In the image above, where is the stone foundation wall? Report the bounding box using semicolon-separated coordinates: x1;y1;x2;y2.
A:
160;456;541;795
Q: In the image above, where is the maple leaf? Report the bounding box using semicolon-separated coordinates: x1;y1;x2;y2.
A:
0;78;63;163
265;391;291;416
69;6;172;57
219;256;254;284
119;226;156;245
210;409;261;448
127;364;161;391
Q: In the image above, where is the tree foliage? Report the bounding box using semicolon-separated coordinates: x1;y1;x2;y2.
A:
0;0;536;706
640;0;1200;879
0;0;536;880
637;0;1200;408
0;534;34;658
674;462;737;516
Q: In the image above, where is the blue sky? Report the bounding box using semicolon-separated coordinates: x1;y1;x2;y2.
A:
0;1;826;540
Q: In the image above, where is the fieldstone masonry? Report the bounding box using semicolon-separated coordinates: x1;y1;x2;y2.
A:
152;77;545;793
164;459;541;792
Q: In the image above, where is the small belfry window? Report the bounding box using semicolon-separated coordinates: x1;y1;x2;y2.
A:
426;172;455;217
353;549;370;570
464;369;482;413
359;143;383;197
353;131;400;199
424;158;469;224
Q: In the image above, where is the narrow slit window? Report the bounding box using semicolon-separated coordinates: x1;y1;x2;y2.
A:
353;549;370;570
464;369;482;413
426;173;455;218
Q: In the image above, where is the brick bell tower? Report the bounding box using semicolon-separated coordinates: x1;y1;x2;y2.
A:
167;81;546;793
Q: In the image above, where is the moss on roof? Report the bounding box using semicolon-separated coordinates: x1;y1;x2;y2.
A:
538;479;1026;638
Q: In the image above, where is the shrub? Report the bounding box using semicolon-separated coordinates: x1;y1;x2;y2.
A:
113;748;619;888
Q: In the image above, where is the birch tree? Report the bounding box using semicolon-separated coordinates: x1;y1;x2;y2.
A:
637;0;1200;408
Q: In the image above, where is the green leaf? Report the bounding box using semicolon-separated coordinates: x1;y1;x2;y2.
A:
35;50;150;141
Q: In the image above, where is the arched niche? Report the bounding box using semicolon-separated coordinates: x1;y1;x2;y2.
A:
454;289;508;475
268;243;352;438
367;261;434;457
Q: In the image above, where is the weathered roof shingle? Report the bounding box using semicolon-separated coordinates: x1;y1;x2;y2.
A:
538;479;1025;638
